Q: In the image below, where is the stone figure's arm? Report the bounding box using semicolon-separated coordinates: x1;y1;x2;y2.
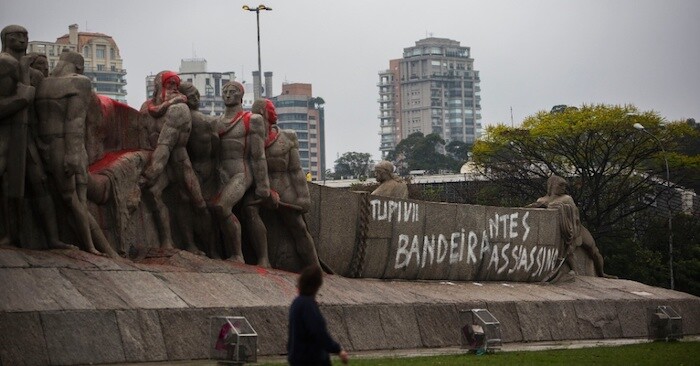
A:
524;197;548;208
140;107;188;184
147;95;186;118
0;83;34;120
286;131;310;212
63;78;92;175
248;114;271;198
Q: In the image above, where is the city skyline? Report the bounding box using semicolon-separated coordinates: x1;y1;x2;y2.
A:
3;0;699;164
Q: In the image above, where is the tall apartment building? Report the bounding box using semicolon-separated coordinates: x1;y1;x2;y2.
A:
272;83;326;181
28;24;128;102
378;37;482;157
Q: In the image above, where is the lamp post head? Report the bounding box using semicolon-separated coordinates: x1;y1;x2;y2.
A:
242;4;272;11
633;123;645;131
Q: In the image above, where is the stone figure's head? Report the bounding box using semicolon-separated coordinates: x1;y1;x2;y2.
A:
374;160;396;183
222;81;244;107
546;175;568;197
179;81;200;110
27;52;49;77
50;50;84;77
297;265;323;297
252;98;277;125
160;71;181;99
1;25;28;54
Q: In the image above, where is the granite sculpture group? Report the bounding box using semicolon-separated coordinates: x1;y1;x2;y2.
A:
0;24;319;271
0;24;611;279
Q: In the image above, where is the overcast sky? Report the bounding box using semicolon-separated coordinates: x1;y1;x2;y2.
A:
3;0;699;163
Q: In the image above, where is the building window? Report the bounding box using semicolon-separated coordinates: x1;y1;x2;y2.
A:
83;46;90;58
110;47;115;59
96;45;106;59
97;64;104;71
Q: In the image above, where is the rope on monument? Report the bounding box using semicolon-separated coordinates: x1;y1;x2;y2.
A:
349;192;370;278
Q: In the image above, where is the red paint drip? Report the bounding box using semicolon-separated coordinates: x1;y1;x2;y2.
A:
88;149;139;173
97;94;114;119
265;127;278;148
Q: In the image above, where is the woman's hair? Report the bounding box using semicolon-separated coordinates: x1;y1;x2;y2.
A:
297;265;323;296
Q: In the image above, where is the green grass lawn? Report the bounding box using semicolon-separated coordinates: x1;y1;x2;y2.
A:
259;341;700;366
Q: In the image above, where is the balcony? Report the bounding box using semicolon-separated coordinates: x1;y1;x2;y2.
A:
84;66;126;75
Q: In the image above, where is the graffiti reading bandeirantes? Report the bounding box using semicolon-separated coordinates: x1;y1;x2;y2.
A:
389;208;559;278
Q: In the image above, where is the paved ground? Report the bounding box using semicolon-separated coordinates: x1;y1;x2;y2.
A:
101;336;700;365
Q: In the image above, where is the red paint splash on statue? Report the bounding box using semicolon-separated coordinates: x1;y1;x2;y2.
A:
160;71;180;101
263;99;279;147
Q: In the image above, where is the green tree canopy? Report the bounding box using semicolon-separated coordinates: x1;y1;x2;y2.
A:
387;132;461;175
445;140;472;162
333;152;373;179
472;104;697;239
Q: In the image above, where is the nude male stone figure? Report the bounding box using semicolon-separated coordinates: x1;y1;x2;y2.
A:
526;175;615;278
0;25;74;251
139;71;208;252
243;98;320;269
172;81;219;256
35;50;120;256
211;82;276;262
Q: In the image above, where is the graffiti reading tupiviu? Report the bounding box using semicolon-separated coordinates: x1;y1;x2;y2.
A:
370;199;560;279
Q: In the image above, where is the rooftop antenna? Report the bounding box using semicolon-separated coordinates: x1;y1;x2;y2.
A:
510;106;514;127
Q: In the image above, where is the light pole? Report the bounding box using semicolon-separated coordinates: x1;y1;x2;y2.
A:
633;122;674;290
242;4;272;99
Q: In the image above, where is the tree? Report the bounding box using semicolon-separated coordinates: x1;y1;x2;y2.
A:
387;132;460;174
445;140;472;162
472;104;696;239
308;97;325;110
333;152;373;179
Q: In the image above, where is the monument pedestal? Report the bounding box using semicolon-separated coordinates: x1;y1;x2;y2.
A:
1;246;698;365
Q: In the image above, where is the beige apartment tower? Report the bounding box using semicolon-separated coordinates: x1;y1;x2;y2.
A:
28;24;128;102
379;37;482;157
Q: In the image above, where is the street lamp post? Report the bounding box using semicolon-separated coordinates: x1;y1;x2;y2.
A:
242;4;272;99
633;122;674;290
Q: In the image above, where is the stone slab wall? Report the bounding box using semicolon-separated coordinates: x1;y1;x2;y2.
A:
1;248;698;365
308;184;566;281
